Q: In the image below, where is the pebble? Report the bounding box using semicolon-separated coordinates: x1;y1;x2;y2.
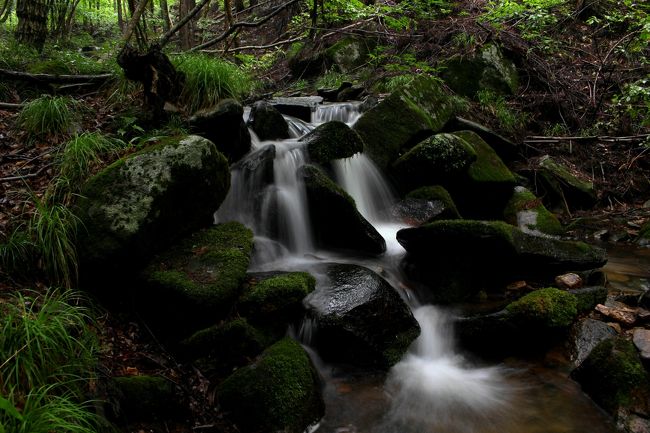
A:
555;273;583;289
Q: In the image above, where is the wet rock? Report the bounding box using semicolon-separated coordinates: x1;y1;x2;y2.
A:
441;116;520;162
325;37;374;73
218;338;325;433
506;287;578;329
570;286;607;313
300;164;385;255
633;328;650;363
572;337;650;416
140;222;253;335
270;96;323;122
504;186;564;236
596;303;638;326
398;220;607;303
301;121;364;164
337;84;365;102
76;135;230;280
441;43;519;98
392;186;461;225
248;101;290;141
188;99;251;162
112;375;179;421
232;144;276;186
353;76;458;169
534;155;597;210
305;263;420;368
569;318;617;367
456;309;519;355
555;273;583;289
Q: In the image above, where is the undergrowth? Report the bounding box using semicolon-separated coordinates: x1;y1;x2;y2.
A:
17;95;78;140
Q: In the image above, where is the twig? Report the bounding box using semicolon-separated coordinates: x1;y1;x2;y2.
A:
201;35;306;53
590;30;640;107
0;163;54;182
0;102;24;109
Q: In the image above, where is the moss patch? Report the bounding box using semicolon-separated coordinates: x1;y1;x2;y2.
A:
506;287;578;328
504;186;564;236
218;338;325;433
113;375;177;419
452;130;515;184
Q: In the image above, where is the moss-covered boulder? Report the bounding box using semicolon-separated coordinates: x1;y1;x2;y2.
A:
353;76;459;169
569;318;618;367
392;185;461;225
504;186;564;236
141;222;253;333
572;337;650;416
441;44;519;97
218;338;325;433
570;285;607;314
506;287;578;328
325;37;373;73
76;135;230;279
398;220;607;303
248;101;290;141
535;155;597;210
300;164;385;255
302;121;364;163
188;99;251;162
179;318;271;374
441;116;520;162
304;263;420;368
112;375;179;421
239;272;316;327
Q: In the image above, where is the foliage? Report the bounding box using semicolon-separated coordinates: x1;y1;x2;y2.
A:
315;69;347;89
611;76;650;132
368;46;440;75
173;53;252;113
0;228;34;277
17;95;77;140
477;89;528;133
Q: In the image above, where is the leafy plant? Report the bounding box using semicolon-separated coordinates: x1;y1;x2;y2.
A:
173;52;252;113
17;95;77;140
611;76;650;132
0;228;34;277
315;69;347;89
477;89;528;133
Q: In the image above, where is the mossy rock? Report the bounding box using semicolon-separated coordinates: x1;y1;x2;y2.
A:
506;287;578;329
218;338;325;433
141;222;253;333
569;286;607;314
180;318;271;374
239;272;316;326
392;185;461;224
572;337;650;415
300;164;385;255
76;135;231;281
353;76;459;169
324;37;374;73
535;155;597;210
441;44;519;97
302;121;364;163
504;186;564;236
247;101;290;141
441;116;520;162
112;375;178;421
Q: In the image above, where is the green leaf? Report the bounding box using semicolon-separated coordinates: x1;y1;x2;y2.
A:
0;396;24;421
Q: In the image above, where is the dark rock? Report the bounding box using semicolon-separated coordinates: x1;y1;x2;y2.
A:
353;76;458;169
456;309;518;356
304;263;420;368
504;186;564;236
569;318;618;367
572;337;650;416
248;101;290;140
218;338;325;433
534;155;598;210
359;95;379;112
337;84;364;102
140;222;253;335
288;41;327;78
392;186;461;225
232;143;276;186
300;164;385;255
301;121;364;164
569;286;607;313
317;87;341;102
270;96;323;122
325;37;374;73
112;376;179;421
188;99;251;162
506;287;578;329
633;328;650;364
76;135;230;281
441;116;520;162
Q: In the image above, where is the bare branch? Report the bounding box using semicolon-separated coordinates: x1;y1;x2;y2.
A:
201;35;306;53
0;69;113;83
158;0;211;47
122;0;151;45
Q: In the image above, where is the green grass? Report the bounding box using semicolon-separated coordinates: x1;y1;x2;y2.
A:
315;69;347;89
17;95;77;140
172;53;252;113
0;227;34;277
477;89;528;133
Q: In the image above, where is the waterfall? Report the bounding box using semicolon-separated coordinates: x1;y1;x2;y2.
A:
313;103;362;125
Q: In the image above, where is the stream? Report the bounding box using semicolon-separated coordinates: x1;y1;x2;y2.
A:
215;102;633;433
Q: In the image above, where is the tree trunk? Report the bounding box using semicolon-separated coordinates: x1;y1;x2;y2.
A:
178;0;196;49
159;0;171;32
234;0;244;13
16;0;49;50
117;0;124;31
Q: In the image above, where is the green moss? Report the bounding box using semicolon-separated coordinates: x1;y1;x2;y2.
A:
506;287;578;328
303;121;364;163
383;327;421;366
453;130;515;183
504;187;564;235
218;338;324;433
302;164;356;207
113;375;176;417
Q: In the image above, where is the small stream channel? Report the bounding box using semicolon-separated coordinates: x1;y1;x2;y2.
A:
216;102;642;433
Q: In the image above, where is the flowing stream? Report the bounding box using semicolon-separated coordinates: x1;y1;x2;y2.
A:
216;103;618;433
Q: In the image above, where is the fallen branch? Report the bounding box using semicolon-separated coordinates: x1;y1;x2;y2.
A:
0;163;54;182
524;134;650;144
0;102;24;109
201;35;305;53
0;69;113;84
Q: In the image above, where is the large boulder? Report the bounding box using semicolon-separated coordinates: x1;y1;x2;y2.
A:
248;101;290;141
218;338;325;433
441;44;519;97
140;222;253;334
299;164;385;255
304;263;420;368
188;99;251;162
441;116;520;162
301;121;364;164
325;37;374;73
504;186;564;236
270;96;323;122
534;155;597;210
353;76;459;169
76;135;230;279
391;185;461;225
398;220;607;303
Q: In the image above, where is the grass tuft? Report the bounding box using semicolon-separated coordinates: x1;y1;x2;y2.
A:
17;95;77;140
0;227;35;276
173;52;252;113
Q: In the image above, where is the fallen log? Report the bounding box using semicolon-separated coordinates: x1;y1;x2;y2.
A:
0;68;113;84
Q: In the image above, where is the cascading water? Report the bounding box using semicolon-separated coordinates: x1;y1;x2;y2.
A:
313;103;362;125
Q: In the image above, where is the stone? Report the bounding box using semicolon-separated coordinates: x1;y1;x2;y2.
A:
76;135;230;280
392;186;461;225
535;155;597;210
304;263;420;368
633;328;650;362
441;116;520;162
270;96;323;122
555;273;583;289
188;99;251;162
441;43;519;98
232;143;276;187
353;76;458;169
247;101;290;141
325;37;374;73
141;222;253;334
301;121;364;164
506;287;578;329
504;186;564;236
112;375;179;421
288;42;327;78
570;286;607;314
300;164;386;255
596;304;637;327
569;318;617;367
218;338;325;433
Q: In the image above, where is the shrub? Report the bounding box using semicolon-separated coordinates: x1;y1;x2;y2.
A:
17;95;77;139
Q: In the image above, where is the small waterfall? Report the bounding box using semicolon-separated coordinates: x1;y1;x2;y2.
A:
285;115;314;138
313;103;361;125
